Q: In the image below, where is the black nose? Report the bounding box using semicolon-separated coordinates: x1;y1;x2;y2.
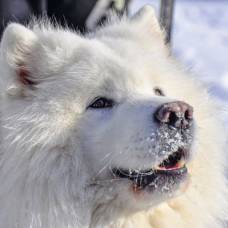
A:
154;101;193;129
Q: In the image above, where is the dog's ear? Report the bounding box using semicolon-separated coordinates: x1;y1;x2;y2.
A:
0;23;38;96
131;5;164;39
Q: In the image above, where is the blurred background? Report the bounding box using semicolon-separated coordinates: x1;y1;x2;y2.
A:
0;0;227;103
131;0;228;104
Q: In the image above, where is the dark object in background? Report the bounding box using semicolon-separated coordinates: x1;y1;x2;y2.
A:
0;0;131;36
159;0;175;44
48;0;131;32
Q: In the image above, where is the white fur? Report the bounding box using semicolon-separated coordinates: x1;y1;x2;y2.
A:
0;5;227;228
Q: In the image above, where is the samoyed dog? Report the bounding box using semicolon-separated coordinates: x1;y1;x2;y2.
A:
0;5;227;228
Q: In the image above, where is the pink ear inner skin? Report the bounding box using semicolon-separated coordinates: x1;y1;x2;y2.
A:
18;67;36;86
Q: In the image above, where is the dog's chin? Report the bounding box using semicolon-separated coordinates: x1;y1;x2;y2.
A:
111;148;190;205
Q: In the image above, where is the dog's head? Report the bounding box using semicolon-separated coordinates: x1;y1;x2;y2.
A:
1;5;221;227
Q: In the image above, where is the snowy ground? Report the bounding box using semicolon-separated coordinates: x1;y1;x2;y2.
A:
130;0;228;102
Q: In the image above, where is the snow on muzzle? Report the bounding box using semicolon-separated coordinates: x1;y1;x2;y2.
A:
112;101;194;192
112;148;189;191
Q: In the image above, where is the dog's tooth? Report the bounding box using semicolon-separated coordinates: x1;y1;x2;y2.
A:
178;159;186;167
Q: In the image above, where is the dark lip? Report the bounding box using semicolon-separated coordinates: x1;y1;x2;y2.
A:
112;166;187;179
112;166;188;189
112;148;189;189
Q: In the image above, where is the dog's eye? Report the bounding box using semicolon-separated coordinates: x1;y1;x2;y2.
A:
154;87;165;96
88;97;114;109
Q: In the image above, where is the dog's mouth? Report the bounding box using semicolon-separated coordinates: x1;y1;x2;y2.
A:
112;148;188;191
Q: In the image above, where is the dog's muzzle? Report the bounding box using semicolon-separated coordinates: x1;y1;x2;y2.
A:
112;101;194;193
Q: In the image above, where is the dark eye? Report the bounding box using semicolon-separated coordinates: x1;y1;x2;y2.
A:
154;87;165;96
88;97;114;109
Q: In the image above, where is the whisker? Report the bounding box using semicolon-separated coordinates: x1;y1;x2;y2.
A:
90;178;123;186
93;152;117;178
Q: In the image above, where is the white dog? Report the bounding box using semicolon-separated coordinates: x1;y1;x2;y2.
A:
0;5;227;228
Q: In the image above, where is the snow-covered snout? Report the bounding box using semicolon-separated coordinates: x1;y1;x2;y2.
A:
84;94;195;199
115;100;194;190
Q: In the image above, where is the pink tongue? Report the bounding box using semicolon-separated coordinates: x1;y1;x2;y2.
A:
158;163;182;170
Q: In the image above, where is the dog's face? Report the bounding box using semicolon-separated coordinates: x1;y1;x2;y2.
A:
80;74;194;210
0;6;199;221
77;45;195;211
